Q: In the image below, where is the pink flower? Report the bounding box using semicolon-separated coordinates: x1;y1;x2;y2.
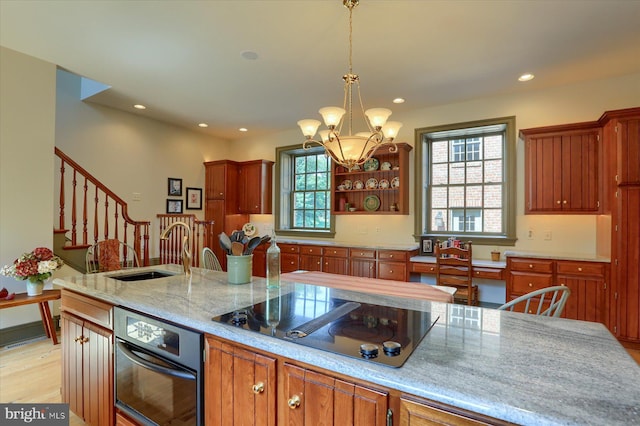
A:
15;259;39;277
32;247;54;261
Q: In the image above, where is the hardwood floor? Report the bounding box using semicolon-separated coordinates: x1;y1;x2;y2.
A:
1;333;639;426
0;335;85;425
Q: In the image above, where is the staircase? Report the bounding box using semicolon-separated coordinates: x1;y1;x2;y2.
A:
53;147;151;272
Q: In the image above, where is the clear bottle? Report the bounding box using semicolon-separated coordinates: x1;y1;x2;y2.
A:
266;231;281;288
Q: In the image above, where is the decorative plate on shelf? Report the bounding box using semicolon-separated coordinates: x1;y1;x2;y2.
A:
379;178;390;189
380;161;392;171
391;177;400;188
364;157;379;171
242;222;256;237
342;179;353;190
365;178;378;189
353;180;364;190
363;195;381;211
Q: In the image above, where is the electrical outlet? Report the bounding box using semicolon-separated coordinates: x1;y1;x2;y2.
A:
527;228;534;240
544;230;552;240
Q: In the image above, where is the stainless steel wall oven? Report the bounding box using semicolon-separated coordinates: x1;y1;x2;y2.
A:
114;307;203;425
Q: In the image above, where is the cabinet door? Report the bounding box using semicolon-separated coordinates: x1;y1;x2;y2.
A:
82;321;114;426
206;163;227;200
61;312;84;418
378;261;407;281
399;397;498;426
351;259;376;278
558;277;606;323
616;116;640;185
205;337;276;426
238;161;273;214
282;363;388;426
206;199;227;269
300;254;322;271
324;256;349;275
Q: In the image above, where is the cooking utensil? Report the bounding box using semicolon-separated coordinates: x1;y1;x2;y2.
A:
219;232;232;254
231;241;244;256
244;236;262;255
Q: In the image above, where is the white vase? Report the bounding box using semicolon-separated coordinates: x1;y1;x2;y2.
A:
26;280;44;296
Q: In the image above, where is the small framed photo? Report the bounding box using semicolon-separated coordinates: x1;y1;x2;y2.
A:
168;178;182;196
186;187;202;210
420;236;436;256
166;199;183;214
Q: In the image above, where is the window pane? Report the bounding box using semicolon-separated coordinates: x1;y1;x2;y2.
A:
466;161;483;184
317;155;328;171
483;209;502;233
304;192;315;208
295;157;306;174
432;163;448;185
315;192;326;209
306;173;317;190
293;209;304;227
449;163;465;184
484;159;502;183
449;186;464;207
432;209;447;232
431;187;448;209
317;172;329;190
432;141;448;163
484;135;502;159
466;185;482;207
306;155;316;173
295;174;306;191
484;185;502;208
293;192;305;209
304;210;315;227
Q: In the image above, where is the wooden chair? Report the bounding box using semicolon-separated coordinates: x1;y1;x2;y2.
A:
498;285;571;317
202;247;223;271
86;239;139;273
435;240;478;306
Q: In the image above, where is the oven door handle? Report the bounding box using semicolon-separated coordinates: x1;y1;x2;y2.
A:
116;340;196;381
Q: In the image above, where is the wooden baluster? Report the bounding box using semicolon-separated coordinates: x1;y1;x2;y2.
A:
114;204;119;241
71;169;78;245
82;177;88;245
103;195;109;240
93;188;99;246
59;159;66;230
142;224;149;266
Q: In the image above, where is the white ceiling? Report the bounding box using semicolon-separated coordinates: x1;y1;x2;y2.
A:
2;0;639;141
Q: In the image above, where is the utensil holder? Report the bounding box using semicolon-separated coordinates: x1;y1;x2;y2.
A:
227;254;253;284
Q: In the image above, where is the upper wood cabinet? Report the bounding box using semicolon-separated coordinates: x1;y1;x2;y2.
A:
238;160;274;214
521;124;601;214
332;143;412;215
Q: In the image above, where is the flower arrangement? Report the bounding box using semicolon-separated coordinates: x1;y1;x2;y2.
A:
1;247;64;283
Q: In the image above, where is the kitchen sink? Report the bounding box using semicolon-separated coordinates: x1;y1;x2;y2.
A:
109;270;177;281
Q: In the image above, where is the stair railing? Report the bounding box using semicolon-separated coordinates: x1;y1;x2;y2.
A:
157;214;215;267
54;147;151;266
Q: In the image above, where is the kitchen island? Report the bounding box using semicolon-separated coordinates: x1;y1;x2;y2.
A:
54;265;640;425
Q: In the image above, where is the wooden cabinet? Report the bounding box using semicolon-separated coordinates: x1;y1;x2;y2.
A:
378;250;410;281
333;143;412;215
205;336;276;426
507;257;610;322
61;290;113;426
398;396;507;426
252;244;267;277
280;244;301;273
299;245;323;272
323;246;349;275
238;160;274;214
521;124;601;214
282;363;388;426
556;260;608;324
350;249;377;278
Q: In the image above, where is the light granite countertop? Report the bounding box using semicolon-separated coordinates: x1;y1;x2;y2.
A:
275;238;419;251
54;265;639;425
504;250;611;263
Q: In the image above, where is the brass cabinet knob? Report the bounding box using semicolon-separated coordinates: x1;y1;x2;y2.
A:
288;395;301;409
389;270;393;273
252;382;265;394
74;336;82;342
528;283;533;287
528;264;533;268
563;200;567;204
557;200;561;204
430;267;434;271
389;254;394;258
578;267;583;272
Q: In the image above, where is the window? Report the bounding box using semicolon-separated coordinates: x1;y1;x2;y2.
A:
415;117;516;245
274;145;335;237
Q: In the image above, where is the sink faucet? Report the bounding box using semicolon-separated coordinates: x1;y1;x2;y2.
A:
160;221;192;276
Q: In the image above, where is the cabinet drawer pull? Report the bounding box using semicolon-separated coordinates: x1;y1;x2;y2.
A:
528;283;533;287
389;254;394;258
528;264;533;268
556;200;561;204
74;336;82;343
430;267;434;271
252;382;265;394
288;395;301;409
389;270;393;273
578;267;582;272
563;200;567;204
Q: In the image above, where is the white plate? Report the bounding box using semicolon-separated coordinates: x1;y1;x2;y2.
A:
364;157;379;171
380;161;392;171
242;223;256;236
342;179;352;190
379;179;390;189
354;180;364;189
365;178;378;189
391;177;400;188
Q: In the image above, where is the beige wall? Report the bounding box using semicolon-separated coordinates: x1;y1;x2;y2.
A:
229;72;640;259
0;47;57;327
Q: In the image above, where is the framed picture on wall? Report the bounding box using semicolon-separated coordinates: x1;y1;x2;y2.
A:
168;178;182;196
186;187;202;210
420;236;436;256
166;199;183;214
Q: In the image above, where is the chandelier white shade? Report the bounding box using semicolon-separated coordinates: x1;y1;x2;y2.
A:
298;0;400;171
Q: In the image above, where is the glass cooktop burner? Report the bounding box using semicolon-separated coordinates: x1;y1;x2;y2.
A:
211;285;438;368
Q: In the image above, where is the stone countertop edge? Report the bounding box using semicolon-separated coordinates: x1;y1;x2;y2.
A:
504;250;611;262
274;238;419;251
53;265;640;426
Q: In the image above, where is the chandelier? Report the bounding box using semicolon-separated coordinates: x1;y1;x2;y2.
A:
297;0;401;171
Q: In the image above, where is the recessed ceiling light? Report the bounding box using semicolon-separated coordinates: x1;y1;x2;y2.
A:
393;98;405;104
240;51;258;60
198;123;208;128
518;73;535;82
133;104;146;110
239;128;248;132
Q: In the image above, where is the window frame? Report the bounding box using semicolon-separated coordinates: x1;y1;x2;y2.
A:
274;144;336;238
414;116;517;246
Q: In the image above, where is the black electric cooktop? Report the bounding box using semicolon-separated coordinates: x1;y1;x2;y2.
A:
211;285;438;368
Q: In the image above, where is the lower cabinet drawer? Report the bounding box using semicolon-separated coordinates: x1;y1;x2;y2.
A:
378;250;407;261
281;253;300;272
511;273;553;294
350;249;376;259
322;246;349;258
378;262;407;281
556;261;605;277
509;258;554;274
